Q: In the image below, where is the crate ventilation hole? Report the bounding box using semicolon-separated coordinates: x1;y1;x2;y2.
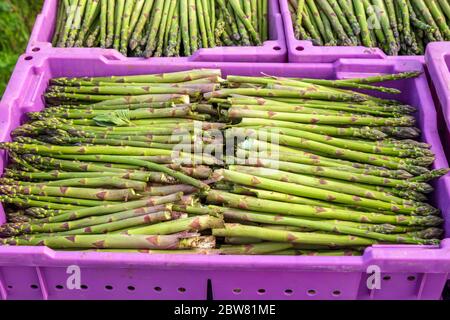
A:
231;288;343;297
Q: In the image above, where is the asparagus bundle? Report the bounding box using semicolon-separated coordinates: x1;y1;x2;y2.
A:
287;0;450;55
52;0;269;57
1;68;447;256
0;69;227;252
202;69;446;250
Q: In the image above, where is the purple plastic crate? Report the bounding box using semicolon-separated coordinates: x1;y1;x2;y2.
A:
27;0;287;63
426;42;450;158
279;0;390;63
1;51;450;300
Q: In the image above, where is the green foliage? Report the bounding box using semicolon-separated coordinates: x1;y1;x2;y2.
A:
0;0;43;96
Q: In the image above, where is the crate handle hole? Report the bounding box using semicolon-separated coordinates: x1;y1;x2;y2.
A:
154;286;162;292
257;289;266;295
7;285;13;289
24;56;33;61
178;287;186;293
307;289;317;296
296;46;305;51
128;286;136;291
407;276;416;281
232;288;242;294
105;285;113;290
284;289;293;296
80;284;88;290
32;47;40;52
383;276;391;281
55;285;64;290
332;290;341;297
273;46;281;51
30;284;39;290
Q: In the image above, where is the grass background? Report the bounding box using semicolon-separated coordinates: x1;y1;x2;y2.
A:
0;0;43;96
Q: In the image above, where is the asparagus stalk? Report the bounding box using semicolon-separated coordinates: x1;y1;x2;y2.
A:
213;224;377;246
328;0;358;45
271;249;362;256
188;0;199;53
32;154;211;190
231;127;429;158
30;193;182;223
237;141;428;176
219;242;294;255
0;195;86;211
227;166;435;212
206;189;443;226
234;118;387;140
166;0;181;56
438;0;450;20
118;0;134;55
129;0;155;49
225;108;414;126
0;184;138;201
293;0;305;39
105;0;115;47
1;143;218;166
112;0;125;50
53;0;68;46
99;0;107;47
148;0;171;57
214;171;438;216
427;0;450;40
340;0;361;35
229;0;261;45
59;0;80;47
13;194;116;207
214;206;438;244
316;0;352;45
370;0;398;55
75;0;100;47
51;69;222;85
301;5;323;44
195;0;209;49
128;0;146;38
5;176;147;191
1;234;216;250
231;157;428;190
56;211;183;235
0;206;173;237
305;0;329;44
411;0;443;40
119;215;225;235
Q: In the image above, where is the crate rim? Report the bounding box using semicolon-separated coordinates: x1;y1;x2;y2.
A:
426;42;450;132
